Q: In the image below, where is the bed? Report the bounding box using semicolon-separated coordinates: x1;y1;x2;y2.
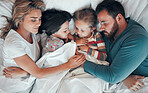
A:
0;0;148;93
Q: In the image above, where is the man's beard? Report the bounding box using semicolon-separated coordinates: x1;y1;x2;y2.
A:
104;21;118;40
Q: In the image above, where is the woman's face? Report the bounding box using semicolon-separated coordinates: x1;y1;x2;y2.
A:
53;21;70;39
75;20;93;38
19;9;42;34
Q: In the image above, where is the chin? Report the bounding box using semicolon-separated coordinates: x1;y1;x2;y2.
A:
78;35;83;38
32;31;38;34
60;36;67;39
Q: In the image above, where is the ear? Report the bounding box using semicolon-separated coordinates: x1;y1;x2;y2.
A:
115;13;123;23
19;19;23;24
52;33;57;37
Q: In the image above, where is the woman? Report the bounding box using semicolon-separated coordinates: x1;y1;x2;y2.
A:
0;0;85;92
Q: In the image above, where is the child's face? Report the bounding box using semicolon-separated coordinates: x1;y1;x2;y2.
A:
53;21;70;39
75;20;93;38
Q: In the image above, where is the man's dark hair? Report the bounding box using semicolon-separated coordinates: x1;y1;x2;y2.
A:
39;9;72;36
96;0;125;19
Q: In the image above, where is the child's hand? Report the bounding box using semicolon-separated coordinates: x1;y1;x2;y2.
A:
68;33;74;40
76;39;88;46
65;33;74;43
75;46;81;55
78;45;89;52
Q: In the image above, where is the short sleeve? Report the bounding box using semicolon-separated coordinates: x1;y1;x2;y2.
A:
5;41;26;58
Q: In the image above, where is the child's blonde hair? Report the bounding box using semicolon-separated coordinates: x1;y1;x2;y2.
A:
73;8;97;29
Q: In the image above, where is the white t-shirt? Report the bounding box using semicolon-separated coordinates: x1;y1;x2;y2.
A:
2;29;40;67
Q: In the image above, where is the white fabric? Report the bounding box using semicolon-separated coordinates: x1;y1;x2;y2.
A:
58;68;109;93
43;0;90;14
0;38;4;65
0;29;40;93
0;0;14;34
0;75;36;93
104;77;148;93
31;42;76;93
31;41;109;93
2;29;40;67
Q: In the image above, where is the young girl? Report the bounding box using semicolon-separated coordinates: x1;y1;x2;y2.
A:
73;8;108;65
38;9;73;55
0;0;85;92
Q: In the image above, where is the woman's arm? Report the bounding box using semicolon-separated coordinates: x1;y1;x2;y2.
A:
12;54;85;79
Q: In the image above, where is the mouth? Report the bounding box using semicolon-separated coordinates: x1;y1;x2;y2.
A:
103;31;108;35
34;28;39;30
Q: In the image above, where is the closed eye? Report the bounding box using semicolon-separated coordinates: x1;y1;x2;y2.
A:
31;20;36;22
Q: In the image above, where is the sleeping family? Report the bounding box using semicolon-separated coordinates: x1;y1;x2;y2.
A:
0;0;147;93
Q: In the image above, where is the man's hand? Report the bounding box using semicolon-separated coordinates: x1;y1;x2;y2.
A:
123;75;144;91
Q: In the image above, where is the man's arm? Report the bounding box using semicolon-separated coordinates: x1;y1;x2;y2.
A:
84;34;148;84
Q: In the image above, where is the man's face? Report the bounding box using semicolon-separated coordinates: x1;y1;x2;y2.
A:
97;9;118;39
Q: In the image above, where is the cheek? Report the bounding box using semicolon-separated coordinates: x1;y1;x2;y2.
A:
24;21;33;28
76;29;80;34
23;23;31;30
78;32;87;37
106;24;114;33
84;31;91;36
60;33;68;38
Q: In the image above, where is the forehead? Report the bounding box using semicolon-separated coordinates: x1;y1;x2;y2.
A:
75;20;90;28
60;21;69;29
97;10;113;22
25;9;42;18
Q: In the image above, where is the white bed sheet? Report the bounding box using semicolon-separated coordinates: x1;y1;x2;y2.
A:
0;0;148;93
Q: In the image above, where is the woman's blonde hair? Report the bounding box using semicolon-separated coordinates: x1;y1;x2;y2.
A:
0;0;45;39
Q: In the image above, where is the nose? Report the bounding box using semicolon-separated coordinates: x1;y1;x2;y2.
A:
36;20;41;26
76;29;80;34
100;24;105;31
67;29;70;34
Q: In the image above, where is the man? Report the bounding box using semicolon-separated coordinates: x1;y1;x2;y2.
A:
83;0;148;92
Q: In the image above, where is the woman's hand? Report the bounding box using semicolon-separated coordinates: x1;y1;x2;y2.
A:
66;54;86;69
3;67;29;78
76;39;88;46
123;75;144;91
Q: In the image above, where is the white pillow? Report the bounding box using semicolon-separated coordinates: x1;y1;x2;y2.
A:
0;38;4;65
91;0;148;32
43;0;90;14
119;0;148;32
0;0;14;34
